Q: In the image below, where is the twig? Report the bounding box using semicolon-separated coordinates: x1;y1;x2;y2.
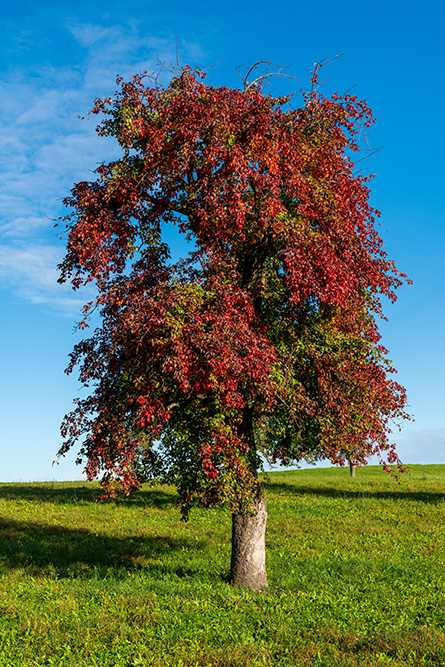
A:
236;60;296;93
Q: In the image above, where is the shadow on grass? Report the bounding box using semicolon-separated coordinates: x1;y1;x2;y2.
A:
264;482;445;504
0;514;205;580
0;483;175;508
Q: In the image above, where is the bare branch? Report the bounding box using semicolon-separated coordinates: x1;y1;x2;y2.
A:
236;60;296;93
309;54;343;95
353;146;384;165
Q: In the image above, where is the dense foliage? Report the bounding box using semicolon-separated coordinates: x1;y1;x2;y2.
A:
58;65;410;514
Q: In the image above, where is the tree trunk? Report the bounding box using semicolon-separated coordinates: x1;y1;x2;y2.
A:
349;459;356;478
230;484;268;591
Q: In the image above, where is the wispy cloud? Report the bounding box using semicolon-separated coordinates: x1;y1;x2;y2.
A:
0;244;87;314
0;21;205;314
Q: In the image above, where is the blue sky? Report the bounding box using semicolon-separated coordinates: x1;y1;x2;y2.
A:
1;0;444;481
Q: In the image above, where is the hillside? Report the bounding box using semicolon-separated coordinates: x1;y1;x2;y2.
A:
1;465;444;666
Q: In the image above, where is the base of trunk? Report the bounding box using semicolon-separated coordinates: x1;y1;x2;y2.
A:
349;460;356;478
230;485;268;591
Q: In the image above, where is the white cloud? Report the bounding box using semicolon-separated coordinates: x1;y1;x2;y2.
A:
0;244;62;288
0;22;205;313
67;23;120;48
0;243;87;314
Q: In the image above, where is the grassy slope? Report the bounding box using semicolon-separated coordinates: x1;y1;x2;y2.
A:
1;465;445;666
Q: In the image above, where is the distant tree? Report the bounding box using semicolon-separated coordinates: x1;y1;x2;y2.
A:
57;62;410;591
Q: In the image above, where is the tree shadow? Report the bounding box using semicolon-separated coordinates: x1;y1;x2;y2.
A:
0;514;204;580
0;483;176;508
263;482;445;504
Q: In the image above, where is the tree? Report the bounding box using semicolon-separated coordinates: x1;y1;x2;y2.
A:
57;63;410;591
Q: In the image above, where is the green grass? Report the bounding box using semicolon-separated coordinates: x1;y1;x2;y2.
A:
1;465;445;666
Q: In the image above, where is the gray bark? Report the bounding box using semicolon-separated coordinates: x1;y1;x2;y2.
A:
349;460;356;478
230;484;268;591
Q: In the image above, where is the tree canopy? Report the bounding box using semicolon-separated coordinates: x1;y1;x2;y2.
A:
58;64;410;517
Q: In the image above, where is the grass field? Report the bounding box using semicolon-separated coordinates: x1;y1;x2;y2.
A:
1;465;445;666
